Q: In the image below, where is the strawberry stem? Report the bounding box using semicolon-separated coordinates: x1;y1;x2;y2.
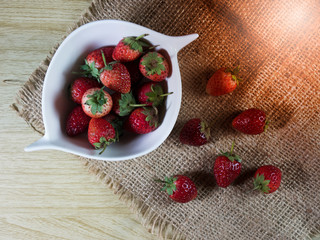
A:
129;103;148;107
159;92;174;97
136;33;149;40
230;140;235;154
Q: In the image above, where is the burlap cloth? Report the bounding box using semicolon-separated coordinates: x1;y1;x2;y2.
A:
13;0;320;239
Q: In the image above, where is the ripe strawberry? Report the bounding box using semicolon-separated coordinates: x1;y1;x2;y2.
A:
179;118;210;146
88;118;116;154
139;52;169;82
66;105;91;136
137;82;173;107
70;77;101;104
232;108;268;135
81;87;113;118
80;46;114;80
157;175;197;203
126;107;158;134
112;91;146;116
112;34;150;62
213;142;242;188
100;61;131;93
253;165;282;194
206;66;240;96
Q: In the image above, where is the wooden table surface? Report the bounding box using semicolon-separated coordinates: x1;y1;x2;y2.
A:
0;1;157;239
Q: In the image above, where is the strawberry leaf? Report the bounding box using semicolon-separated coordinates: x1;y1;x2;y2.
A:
85;88;107;115
156;176;177;196
123;34;150;52
119;92;137;116
79;60;101;81
253;174;271;193
142;107;158;128
141;52;166;76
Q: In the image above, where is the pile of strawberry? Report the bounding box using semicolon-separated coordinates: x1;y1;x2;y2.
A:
66;34;172;153
158;68;282;203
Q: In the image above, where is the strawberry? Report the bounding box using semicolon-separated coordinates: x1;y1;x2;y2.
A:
126;107;158;134
88;118;116;154
139;52;169;82
253;165;282;194
69;77;101;104
79;46;114;80
66;105;91;136
213;142;242;188
112;91;146;116
232;108;268;135
179;118;210;146
137;82;173;107
81;87;113;118
100;61;131;93
206;66;240;96
112;34;150;62
157;175;197;203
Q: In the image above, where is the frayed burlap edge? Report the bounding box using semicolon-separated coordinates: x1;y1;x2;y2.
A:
11;1;186;239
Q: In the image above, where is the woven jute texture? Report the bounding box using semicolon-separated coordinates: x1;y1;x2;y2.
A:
13;0;320;239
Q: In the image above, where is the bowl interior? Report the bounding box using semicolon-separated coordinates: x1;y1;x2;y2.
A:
42;20;183;161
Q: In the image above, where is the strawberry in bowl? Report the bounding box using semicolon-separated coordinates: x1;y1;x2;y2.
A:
24;20;198;161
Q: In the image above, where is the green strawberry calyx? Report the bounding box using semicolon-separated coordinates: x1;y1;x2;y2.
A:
77;50;116;81
85;87;107;115
264;120;270;133
253;174;271;193
226;66;242;85
141;52;166;76
155;176;177;196
142;106;159;128
93;136;116;155
78;59;101;81
220;141;241;162
123;34;150;52
200;120;211;141
146;84;173;107
119;92;147;116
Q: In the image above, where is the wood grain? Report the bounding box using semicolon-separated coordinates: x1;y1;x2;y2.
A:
0;1;156;239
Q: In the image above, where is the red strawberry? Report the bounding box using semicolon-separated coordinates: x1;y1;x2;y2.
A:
157;175;197;203
66;105;91;136
112;34;150;62
206;67;240;96
253;165;282;194
139;52;169;82
213;142;242;188
232;108;268;135
112;91;146;116
70;77;101;104
80;46;115;80
81;87;113;118
179;118;210;146
137;82;173;107
88;118;116;154
100;61;131;93
126;107;158;134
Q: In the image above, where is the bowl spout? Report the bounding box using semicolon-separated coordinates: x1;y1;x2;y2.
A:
24;135;53;152
170;33;199;52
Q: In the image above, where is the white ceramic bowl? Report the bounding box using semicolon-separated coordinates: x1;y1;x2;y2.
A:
24;19;198;161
